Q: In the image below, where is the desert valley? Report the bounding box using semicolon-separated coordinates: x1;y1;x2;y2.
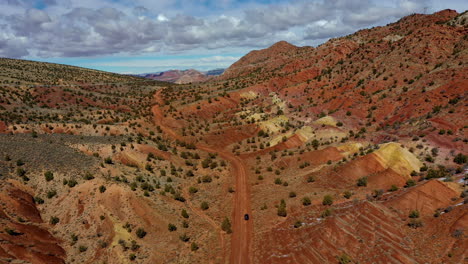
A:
0;7;467;264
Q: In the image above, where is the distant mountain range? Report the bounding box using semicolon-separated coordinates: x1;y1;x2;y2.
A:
134;68;225;84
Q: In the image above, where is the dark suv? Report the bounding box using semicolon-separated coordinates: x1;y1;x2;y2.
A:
244;214;249;220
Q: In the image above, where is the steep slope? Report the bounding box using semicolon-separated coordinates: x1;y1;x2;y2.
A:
222;41;312;79
0;181;66;264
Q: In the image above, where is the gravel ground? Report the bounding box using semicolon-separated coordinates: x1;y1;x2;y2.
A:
0;134;124;175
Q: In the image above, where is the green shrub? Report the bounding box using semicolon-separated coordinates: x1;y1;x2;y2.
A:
277;199;287;217
409;210;420;218
179;233;190;242
168;223;177;232
83;172;95;180
68;179;78;187
44;171;54;182
221;217;232;234
322;195;333;206
5;228;21;236
200;201;209;210
191;242;199;251
181;209;189;219
136;228;147;238
293;220;302;228
78;245;88;252
357;177;368;187
389;185;398;192
302;197;312;206
321;208;332;218
454;153;467;164
405;179;416;188
16;168;26;177
34;196;44;204
50;216;60;225
47;190;57;199
337;253;352;264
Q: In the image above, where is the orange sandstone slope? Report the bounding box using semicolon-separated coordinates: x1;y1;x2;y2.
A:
0;181;66;264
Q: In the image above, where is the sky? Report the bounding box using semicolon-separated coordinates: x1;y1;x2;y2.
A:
0;0;466;74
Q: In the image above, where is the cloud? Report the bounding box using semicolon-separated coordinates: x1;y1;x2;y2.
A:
0;37;28;57
0;0;456;59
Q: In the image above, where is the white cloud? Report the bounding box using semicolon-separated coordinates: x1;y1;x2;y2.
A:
0;0;461;59
157;14;168;22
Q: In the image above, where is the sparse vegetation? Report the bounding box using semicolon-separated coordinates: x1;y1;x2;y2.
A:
322;195;333;206
136;228;147;238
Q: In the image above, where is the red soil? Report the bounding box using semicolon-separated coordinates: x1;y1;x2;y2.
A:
255;201;416;263
384;180;461;216
0;182;66;264
0;121;6;133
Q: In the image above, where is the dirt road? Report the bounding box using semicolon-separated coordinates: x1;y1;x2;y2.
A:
198;145;252;264
152;89;252;263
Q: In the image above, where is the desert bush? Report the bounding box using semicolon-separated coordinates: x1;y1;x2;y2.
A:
136;228;147;238
389;185;398;192
302;197;312;206
409;210;420;218
168;223;177;232
50;216;60;225
16;168;26;177
78;245;88;252
357;177;368;187
200;201;209;210
343;191;353;199
322;195;333;206
44;171;54;182
179;233;190;242
181;209;189;218
453;153;467;164
405;179;416;188
293;220;302;228
221;217;232;234
321;208;332;218
277;199;287;217
191;242;199;251
337;253;352;264
47;190;57;199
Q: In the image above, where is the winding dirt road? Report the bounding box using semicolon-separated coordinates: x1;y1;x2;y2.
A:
152;89;252;263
